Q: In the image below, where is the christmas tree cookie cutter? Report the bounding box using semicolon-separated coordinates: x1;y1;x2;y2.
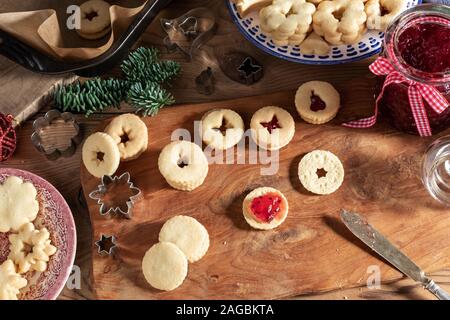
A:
89;172;141;219
95;234;117;256
161;7;217;60
31;109;83;161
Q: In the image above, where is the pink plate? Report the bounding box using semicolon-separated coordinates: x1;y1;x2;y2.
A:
0;168;76;300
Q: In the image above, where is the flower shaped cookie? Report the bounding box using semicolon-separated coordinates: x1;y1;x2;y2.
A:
365;0;407;31
0;260;27;300
0;176;39;233
8;223;57;274
313;0;367;45
260;0;316;46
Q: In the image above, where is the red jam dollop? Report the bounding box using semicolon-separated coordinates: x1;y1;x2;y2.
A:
310;93;327;112
378;20;450;135
261;116;281;134
250;192;283;223
397;22;450;73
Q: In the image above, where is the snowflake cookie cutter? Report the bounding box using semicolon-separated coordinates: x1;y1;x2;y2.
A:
161;7;217;60
89;172;141;219
95;234;117;256
31;109;83;160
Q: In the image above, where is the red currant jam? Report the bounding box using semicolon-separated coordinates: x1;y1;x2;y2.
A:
260;116;281;134
250;192;284;223
377;16;450;135
310;93;327;112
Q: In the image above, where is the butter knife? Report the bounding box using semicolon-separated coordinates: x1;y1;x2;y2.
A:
340;210;450;300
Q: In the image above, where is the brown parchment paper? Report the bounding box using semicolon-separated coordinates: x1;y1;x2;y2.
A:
0;0;148;61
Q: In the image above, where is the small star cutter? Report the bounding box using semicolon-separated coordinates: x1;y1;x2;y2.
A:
89;172;141;219
95;234;117;256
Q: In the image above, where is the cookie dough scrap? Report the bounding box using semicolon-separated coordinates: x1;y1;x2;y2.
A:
0;260;27;300
295;81;340;124
159;215;210;263
298;150;344;195
76;0;112;40
142;242;188;291
250;106;295;151
158;141;209;191
201;108;244;150
8;223;57;274
82;132;121;178
242;187;289;230
0;176;39;233
105;113;149;161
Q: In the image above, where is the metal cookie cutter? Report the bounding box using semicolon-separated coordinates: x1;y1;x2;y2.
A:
95;234;117;256
237;56;263;85
31;109;83;160
89;172;141;219
161;7;217;60
218;51;264;85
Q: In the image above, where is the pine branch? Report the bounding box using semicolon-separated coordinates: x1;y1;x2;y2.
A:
121;47;181;84
127;81;175;117
54;78;128;117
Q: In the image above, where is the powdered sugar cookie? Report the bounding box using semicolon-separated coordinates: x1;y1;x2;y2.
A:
105;113;148;161
8;223;57;274
159;215;209;263
295;81;340;124
0;176;39;233
201;109;244;150
313;0;367;45
242;187;289;230
298;150;344;195
76;0;111;40
365;0;407;31
300;32;330;56
250;106;295;151
82;132;120;178
0;260;27;300
142;242;188;291
158;141;209;191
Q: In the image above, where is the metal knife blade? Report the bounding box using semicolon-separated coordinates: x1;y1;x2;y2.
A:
340;210;426;283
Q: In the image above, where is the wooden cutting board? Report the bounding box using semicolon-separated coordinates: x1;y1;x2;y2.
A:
80;78;450;299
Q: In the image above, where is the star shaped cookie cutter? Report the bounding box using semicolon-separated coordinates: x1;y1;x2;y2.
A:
89;172;141;219
161;7;217;60
95;234;117;256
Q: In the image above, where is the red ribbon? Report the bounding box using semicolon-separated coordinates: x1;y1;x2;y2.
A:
343;57;450;137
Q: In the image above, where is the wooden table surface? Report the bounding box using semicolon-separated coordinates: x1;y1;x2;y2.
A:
1;0;449;300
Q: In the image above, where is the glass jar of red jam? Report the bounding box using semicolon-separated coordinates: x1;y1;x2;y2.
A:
376;4;450;135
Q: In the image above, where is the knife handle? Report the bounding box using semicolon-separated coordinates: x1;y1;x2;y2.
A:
425;279;450;300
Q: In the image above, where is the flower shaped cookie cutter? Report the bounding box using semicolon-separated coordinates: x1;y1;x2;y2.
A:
89;172;141;219
31;109;83;160
161;7;217;60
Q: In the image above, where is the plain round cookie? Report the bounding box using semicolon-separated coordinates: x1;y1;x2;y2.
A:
77;0;111;40
201;109;244;150
159;215;209;263
158;141;209;191
142;242;188;291
82;132;120;178
105;113;148;161
298;150;344;195
242;187;289;230
250;106;295;151
295;81;340;125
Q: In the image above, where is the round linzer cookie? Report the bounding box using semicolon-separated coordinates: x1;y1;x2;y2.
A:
82;132;120;178
76;0;112;40
298;150;344;195
242;187;289;230
200;108;244;150
159;215;209;263
250;106;295;151
295;81;340;125
105;113;148;161
158;141;209;191
142;242;188;291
